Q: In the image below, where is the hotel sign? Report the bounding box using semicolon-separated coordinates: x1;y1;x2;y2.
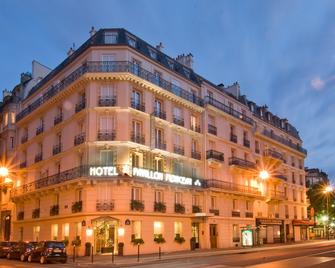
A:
89;166;202;187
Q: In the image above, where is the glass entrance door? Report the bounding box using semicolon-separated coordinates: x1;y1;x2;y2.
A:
93;218;118;254
191;222;200;248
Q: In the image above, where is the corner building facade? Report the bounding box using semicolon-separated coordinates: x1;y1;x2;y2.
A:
3;28;308;255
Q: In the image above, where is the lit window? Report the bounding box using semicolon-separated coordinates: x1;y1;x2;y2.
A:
33;226;40;241
174;222;182;235
132;220;141;239
132;187;142;201
175;192;183;204
62;223;69;239
51;224;58;240
153;221;163;236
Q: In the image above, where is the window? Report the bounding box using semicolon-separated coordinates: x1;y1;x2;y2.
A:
153;221;163;236
54;194;59;205
191;139;197;152
208;91;213;100
232;224;239;241
132;221;141;239
100;150;113;165
154;157;163;172
56;132;61;145
175;192;183;204
10;112;15;124
100;85;114;98
173;107;182;119
149;48;157;59
104;32;118;44
100;116;113;131
154;99;163;113
183;67;190;79
62;223;69;240
33;226;40;241
301;207;305;219
10;136;14;149
255;141;260;153
233;199;238;210
51;224;58;240
192;195;200;206
131;187;141;201
132;59;141;76
127;35;137;47
231;148;236;158
285;205;289;217
210;196;216;209
155;128;164;146
155;190;163;203
294;206;297;218
132;90;142;106
75;222;82;239
132;152;141;167
4;113;8;126
208;115;215;126
76;189;82;202
132;121;142;136
174;222;182;236
190;115;197;130
167;59;174;69
154;70;161;85
173;160;182;175
246;200;252;211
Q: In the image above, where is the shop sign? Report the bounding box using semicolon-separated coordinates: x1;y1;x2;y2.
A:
89;166;118;176
132;167;202;187
292;220;314;226
256;218;283;226
241;229;253;247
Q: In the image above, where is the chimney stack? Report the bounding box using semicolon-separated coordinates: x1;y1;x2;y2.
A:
175;53;194;69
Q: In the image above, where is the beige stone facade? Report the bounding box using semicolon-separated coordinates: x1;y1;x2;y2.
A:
0;28;308;255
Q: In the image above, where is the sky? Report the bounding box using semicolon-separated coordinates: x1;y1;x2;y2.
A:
0;0;335;179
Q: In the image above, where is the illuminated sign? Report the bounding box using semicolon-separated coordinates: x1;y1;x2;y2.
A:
89;166;118;176
241;229;253;247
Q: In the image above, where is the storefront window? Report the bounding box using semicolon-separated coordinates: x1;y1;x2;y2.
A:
154;221;163;238
174;222;182;236
62;223;69;240
51;224;58;240
233;224;239;242
132;221;142;239
33;226;40;241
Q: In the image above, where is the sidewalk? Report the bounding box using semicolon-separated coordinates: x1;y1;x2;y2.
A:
73;239;335;267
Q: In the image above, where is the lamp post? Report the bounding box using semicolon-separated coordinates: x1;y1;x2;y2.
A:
323;186;333;240
86;226;93;263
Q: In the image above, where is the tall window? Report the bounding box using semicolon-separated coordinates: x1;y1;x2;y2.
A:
132;90;142;106
211;196;216;209
100;86;114;98
132;221;141;239
233;199;238;210
33;226;40;241
51;224;58;240
232;224;239;241
190;115;197;129
132;121;142;136
62;223;69;240
131;187;141;201
155;128;164;146
153;221;163;237
132;153;141;167
173;107;182;119
246;200;252;211
174;222;182;236
191;139;197;152
192;195;200;206
100;116;113;131
154;157;163;172
155;190;163;203
132;59;141;74
175;192;183;204
154;99;163;113
154;71;161;85
104;32;118;44
100;150;113;165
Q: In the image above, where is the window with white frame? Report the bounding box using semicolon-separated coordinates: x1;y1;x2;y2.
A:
175;192;183;204
99;116;113;131
131;187;142;201
155;190;163;203
100;150;113;165
153;221;163;237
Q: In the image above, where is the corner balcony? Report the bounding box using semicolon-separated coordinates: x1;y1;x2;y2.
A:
98;96;117;107
74;133;85;146
54;113;63;126
75;100;86;113
263;149;284;166
206;150;224;168
131;99;145;112
191;150;201;160
152;109;166;120
131;132;145;145
173;115;184;127
96;200;114;211
205;179;261;197
97;130;116;141
36;125;44;136
228;157;256;172
208;124;217;135
267;190;286;202
52;143;62;155
174;145;185;156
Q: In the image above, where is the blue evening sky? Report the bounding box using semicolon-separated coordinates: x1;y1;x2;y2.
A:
1;0;334;179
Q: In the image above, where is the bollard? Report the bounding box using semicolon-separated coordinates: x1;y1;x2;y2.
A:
73;245;76;263
91;246;94;264
112;248;114;263
137;244;140;262
159;246;161;259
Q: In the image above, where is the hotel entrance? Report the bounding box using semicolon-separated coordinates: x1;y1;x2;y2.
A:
92;216;119;254
191;222;200;248
210;224;217;248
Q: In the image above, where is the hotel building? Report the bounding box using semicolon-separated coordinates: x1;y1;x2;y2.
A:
0;28;309;255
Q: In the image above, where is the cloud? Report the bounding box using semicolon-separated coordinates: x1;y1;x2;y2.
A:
311;76;325;90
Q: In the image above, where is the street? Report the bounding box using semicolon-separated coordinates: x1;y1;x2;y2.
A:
1;242;335;268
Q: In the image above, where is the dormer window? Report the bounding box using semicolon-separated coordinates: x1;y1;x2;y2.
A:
183;67;190;79
167;59;174;69
104;31;118;44
148;48;157;59
127;35;136;48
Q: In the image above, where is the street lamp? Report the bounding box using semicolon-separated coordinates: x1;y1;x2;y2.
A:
259;170;270;180
0;167;9;177
323;185;333;240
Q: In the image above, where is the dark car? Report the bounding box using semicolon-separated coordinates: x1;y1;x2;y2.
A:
0;242;18;258
7;241;38;261
27;241;67;264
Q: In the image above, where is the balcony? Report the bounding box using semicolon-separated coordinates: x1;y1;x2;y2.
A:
21;134;28;144
154;202;166;213
190;124;201;133
34;152;43;163
268;190;286;201
98;96;117;107
50;205;59;216
74;133;85;146
174;145;185;156
97;130;116;141
232;211;241;217
131;132;145;145
17;211;24;221
192;205;202;213
246;212;254;218
175;203;185;214
32;208;40;219
208;124;217;135
54;113;63;125
243;139;250;148
53;143;62;155
274;174;288;181
131;99;145;112
130;199;144;212
209;209;219;216
229;157;256;171
230;134;237;143
263;149;284;162
36;125;44;136
155;141;167;150
75;100;86;113
191;150;201;160
206;150;224;163
205;96;254;125
16;61;204;123
152;109;166;120
20;161;27;169
205;179;261;196
173;116;184;127
262;129;307;155
72;201;82;213
96;200;114;211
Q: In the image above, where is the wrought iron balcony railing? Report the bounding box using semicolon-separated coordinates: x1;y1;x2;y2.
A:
208;124;217;135
34;152;43;163
230;134;237;143
263;149;284;161
205;179;261;195
52;143;62;155
75;100;86;113
54;113;63;125
36;125;44;136
96;200;114;211
130;132;145;144
174;145;185;155
243;139;250;148
191;151;201;160
131;99;145;112
173;116;184;127
229;157;256;170
97;130;116;141
74;133;85;146
206;150;224;162
155;141;167;150
152;109;166;120
190;124;201;133
98;96;117;107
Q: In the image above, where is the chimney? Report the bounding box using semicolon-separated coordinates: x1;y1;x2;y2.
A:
20;72;32;84
175;53;194;69
224;82;240;99
156;42;164;51
2;89;11;98
67;43;76;56
89;26;96;37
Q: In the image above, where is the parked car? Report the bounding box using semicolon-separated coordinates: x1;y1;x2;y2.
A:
7;241;38;261
27;241;67;264
0;242;18;258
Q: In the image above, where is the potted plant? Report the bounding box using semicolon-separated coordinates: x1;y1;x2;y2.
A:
63;238;69;247
174;233;185;244
131;237;144;262
153;234;166;259
71;236;81;247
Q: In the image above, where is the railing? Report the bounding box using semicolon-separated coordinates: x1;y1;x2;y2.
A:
270;190;286;200
263;149;283;161
96;200;114;211
191;151;201;160
72;200;82;213
205;96;254;125
152;109;166;120
174;145;185;155
97;130;116;141
16;61;204;122
74;133;85;146
262;129;307;155
229;157;256;170
155;141;167;150
98;96;117;107
75;100;86;113
21;135;28;144
243;139;250;148
173;115;184;127
208;124;217;135
192;205;202;213
190;124;201;133
36;125;44;136
230;134;237;143
131;99;145;112
130;132;145;144
154;202;166;213
130;199;144;211
50;204;59;216
246;212;254;218
205;179;261;195
54;113;63;125
34;152;43;163
209;209;219;216
274;174;287;181
52;143;62;155
175;203;185;214
232;211;241;217
20;161;27;168
206;150;224;162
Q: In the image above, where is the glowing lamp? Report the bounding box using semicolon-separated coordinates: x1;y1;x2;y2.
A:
86;227;93;237
0;167;9;177
259;170;269;180
118;227;125;237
